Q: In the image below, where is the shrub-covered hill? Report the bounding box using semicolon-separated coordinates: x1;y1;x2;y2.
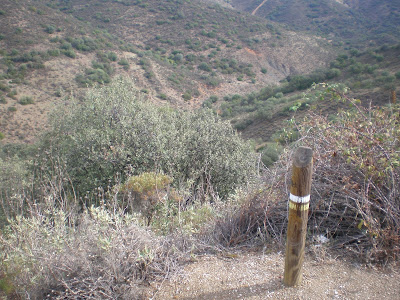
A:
0;81;399;299
208;43;400;151
227;0;400;46
0;0;334;143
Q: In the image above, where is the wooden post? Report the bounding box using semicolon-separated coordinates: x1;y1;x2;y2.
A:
284;146;313;287
391;90;396;104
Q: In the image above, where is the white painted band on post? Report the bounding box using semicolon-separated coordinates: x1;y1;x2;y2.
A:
289;201;309;211
289;193;310;204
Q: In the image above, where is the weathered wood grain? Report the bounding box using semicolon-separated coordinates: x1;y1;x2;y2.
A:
284;146;313;287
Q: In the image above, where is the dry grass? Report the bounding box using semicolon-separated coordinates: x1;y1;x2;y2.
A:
1;202;194;299
0;162;193;299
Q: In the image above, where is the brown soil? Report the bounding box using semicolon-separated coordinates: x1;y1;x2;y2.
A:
152;252;400;299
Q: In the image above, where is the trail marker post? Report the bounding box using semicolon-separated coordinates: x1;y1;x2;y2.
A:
283;146;313;287
391;90;396;104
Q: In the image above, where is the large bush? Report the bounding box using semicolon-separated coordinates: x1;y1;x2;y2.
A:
42;78;257;200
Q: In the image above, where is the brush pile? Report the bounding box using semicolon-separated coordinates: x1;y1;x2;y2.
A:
215;90;400;264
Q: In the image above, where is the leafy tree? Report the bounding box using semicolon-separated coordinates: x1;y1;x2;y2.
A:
42;79;257;200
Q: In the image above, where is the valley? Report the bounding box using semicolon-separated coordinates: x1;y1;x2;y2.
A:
0;2;399;298
1;0;338;143
1;0;399;145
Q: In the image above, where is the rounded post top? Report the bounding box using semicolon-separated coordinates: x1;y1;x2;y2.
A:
293;147;313;168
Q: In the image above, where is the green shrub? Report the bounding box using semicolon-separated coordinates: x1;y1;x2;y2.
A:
44;25;55;34
373;54;384;62
202;99;212;108
91;61;113;74
158;93;167;100
71;37;98;51
349;49;360;57
144;71;154;79
43;79;257;200
118;58;129;66
107;52;118;61
0;132;4;140
234;119;253;130
325;68;341;79
395;71;400;79
182;91;192;101
19;64;27;72
0;83;10;92
209;95;218;103
0;96;6;104
7;106;17;112
261;67;267;74
60;41;72;50
7;90;17;100
18;96;34;105
47;49;60;56
118;58;129;71
198;62;212;72
85;68;111;84
62;49;76;58
204;76;220;87
10;49;19;56
49;36;60;43
349;62;365;74
260;143;282;167
0;10;5;15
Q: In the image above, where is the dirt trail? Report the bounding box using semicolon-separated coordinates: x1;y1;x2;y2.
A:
153;252;400;299
252;0;268;15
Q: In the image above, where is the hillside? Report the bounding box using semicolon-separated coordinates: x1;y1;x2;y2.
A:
1;2;400;298
1;80;399;298
226;0;400;46
0;0;334;143
199;43;400;149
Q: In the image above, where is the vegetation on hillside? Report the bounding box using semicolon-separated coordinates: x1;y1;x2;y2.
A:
1;82;399;298
215;84;400;263
211;42;400;163
229;0;400;46
1;1;400;296
0;0;283;92
0;78;257;297
0;0;336;142
39;79;257;200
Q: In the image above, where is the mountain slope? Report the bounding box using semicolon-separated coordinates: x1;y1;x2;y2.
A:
0;0;335;143
227;0;400;46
